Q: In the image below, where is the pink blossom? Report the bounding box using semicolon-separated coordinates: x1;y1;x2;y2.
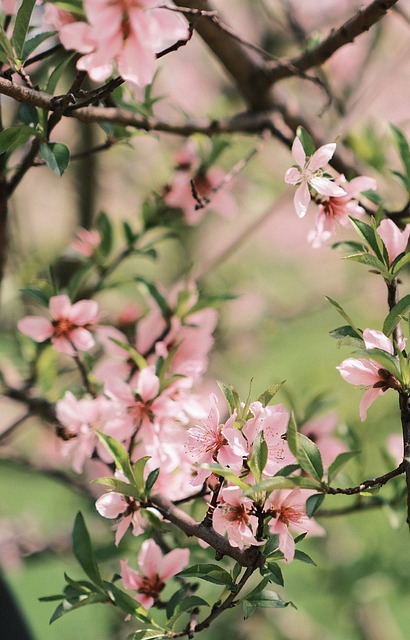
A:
1;0;17;14
266;489;325;562
213;486;263;549
121;539;189;609
186;394;245;486
18;294;99;356
337;328;400;421
307;175;377;248
285;136;346;218
300;412;346;468
377;219;410;266
54;0;189;89
95;471;159;545
386;433;403;466
70;227;101;257
164;142;237;224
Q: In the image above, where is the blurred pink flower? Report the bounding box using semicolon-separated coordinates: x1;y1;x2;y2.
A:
70;227;101;257
1;0;17;13
307;175;377;248
377;218;410;266
55;0;189;88
18;294;99;356
121;539;189;609
285;136;345;218
266;488;325;562
337;328;400;421
213;486;263;549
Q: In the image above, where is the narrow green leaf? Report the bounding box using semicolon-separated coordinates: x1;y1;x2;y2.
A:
391;251;410;276
166;585;190;619
126;631;167;640
327;450;360;483
105;583;152;623
245;475;321;496
329;325;363;341
296;433;324;482
263;534;280;557
325;296;361;336
217;380;236;414
0;125;34;155
39;142;70;176
257;381;286;407
49;593;109;623
391;124;410;184
20;286;50;306
145;468;160;494
247;431;268;483
135;277;171;319
95;211;113;257
21;30;56;61
109;337;148;369
167;596;209;627
201;464;249;491
46;51;76;94
0;25;14;65
133;456;151;494
91;477;141;501
296;126;316;156
343;252;390;278
383;294;410;337
286;413;298;459
349;217;384;261
261;561;284;587
72;512;105;591
177;564;233;587
294;550;317;566
12;0;37;59
96;433;135;485
305;493;325;517
242;590;291;619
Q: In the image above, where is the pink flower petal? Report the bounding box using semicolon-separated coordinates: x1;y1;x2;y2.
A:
337;358;381;386
284;166;302;185
291;136;306;167
49;294;72;319
308;143;336;172
310;176;346;197
359;387;384;422
294;181;311;218
17;316;53;342
363;328;393;355
138;539;162;576
70;327;95;352
69;299;99;324
160;548;189;581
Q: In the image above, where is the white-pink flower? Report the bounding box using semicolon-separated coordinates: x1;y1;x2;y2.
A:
18;294;99;356
266;488;325;562
54;0;189;89
285;136;346;218
307;175;377;248
213;486;263;549
121;539;189;609
377;218;410;266
337;328;401;421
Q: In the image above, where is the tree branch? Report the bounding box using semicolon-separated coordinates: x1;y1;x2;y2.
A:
150;492;265;568
325;463;404;495
265;0;399;83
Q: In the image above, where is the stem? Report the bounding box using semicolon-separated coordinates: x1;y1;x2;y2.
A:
387;278;403;344
325;464;404;495
398;391;410;529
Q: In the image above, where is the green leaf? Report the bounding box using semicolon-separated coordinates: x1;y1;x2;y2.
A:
245;475;321;496
257;381;286;407
391;124;410;186
49;592;109;623
294;549;317;566
349;216;385;261
21;30;56;61
39;142;70;176
145;468;160;494
96;433;135;485
122;220;137;245
286;414;323;481
177;564;233;587
391;251;410;276
327;450;360;483
305;493;325;517
95;211;113;258
217;380;237;414
135;277;171;319
201;464;249;491
67;263;94;300
132;456;151;495
247;431;268;483
12;0;37;59
167;596;209;627
242;590;291;619
329;325;363;341
325;297;361;336
263;534;280;557
126;631;167;640
0;25;14;65
332;240;368;253
105;583;152;623
166;585;190;619
46;51;76;94
0;125;34;155
343;252;390;279
20;286;50;306
383;295;410;337
72;512;105;591
296;126;316;156
260;561;284;587
109;337;148;369
18;103;39;126
91;477;141;501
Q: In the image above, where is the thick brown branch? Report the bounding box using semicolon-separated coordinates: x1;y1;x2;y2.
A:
150;492;264;568
266;0;399;83
399;392;410;529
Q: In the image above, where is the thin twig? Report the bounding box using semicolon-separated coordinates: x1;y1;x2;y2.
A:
325;463;404;495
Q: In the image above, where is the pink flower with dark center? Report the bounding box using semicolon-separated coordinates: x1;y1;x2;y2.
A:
377;218;410;266
54;0;189;89
18;294;99;356
266;489;325;562
307;175;377;248
337;328;401;421
121;539;189;609
285;136;346;218
213;486;262;549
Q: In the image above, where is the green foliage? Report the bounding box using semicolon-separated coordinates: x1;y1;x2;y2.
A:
296;125;315;156
95;212;114;258
12;0;37;60
383;295;410;337
177;564;233;587
287;414;324;483
247;431;268;482
327;451;360;484
0;125;35;155
257;381;286;407
72;512;105;591
390;124;410;193
39;142;70;176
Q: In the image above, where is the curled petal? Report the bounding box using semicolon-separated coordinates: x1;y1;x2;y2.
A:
363;328;394;355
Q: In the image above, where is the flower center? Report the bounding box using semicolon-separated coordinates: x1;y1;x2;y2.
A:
138;574;165;600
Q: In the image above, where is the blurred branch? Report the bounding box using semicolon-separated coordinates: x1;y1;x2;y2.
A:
265;0;399;83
